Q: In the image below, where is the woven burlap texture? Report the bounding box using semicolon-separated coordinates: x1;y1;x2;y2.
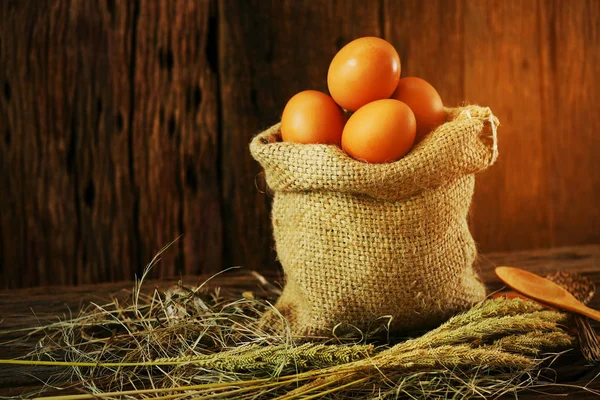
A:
250;105;499;337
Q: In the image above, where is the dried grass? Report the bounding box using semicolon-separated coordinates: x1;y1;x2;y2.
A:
0;252;588;399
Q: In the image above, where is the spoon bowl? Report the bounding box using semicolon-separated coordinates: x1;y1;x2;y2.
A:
495;266;600;322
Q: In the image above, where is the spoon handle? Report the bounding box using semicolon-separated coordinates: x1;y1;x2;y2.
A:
579;305;600;323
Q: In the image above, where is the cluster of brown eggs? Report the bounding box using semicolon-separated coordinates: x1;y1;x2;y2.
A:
280;37;445;163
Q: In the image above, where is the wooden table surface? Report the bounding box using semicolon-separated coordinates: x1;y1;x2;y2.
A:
1;245;600;398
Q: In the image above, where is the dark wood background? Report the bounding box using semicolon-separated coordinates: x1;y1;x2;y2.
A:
1;0;599;288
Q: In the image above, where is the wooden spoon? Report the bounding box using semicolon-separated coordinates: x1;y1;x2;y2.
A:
495;266;600;322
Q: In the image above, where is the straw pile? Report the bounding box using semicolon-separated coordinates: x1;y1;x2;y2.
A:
0;258;586;399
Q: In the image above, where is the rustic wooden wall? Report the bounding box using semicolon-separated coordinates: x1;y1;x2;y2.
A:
1;0;599;288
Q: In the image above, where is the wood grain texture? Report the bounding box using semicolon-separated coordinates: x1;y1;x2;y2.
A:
0;245;599;397
384;0;465;106
0;0;139;287
69;0;139;285
0;0;78;287
465;0;554;250
537;0;600;246
217;0;381;273
0;0;599;288
132;0;222;279
464;0;600;251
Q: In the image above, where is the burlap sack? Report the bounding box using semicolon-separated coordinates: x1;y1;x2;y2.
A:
250;105;499;337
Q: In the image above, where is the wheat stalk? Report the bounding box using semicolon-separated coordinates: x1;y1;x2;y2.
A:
0;274;579;400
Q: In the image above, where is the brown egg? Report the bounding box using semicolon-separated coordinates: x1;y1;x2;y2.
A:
328;37;401;112
280;90;346;145
391;77;445;143
342;99;416;163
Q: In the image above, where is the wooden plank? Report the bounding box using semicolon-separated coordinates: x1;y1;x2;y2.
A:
0;1;75;287
537;0;600;247
0;2;23;287
463;0;550;252
383;0;465;106
0;0;223;287
68;0;139;284
218;0;382;274
464;0;600;252
0;0;139;288
180;0;223;276
0;245;598;397
132;0;222;278
477;244;600;287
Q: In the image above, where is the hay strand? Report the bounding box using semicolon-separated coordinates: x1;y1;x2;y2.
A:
0;271;580;399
